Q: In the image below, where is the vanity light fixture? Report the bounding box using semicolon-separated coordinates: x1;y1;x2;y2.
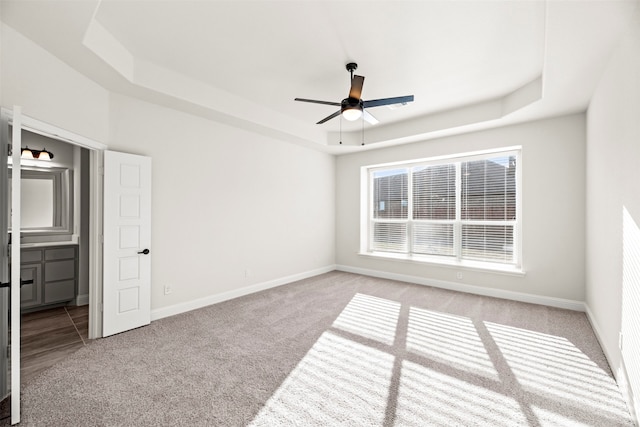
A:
21;147;34;159
21;146;54;160
37;149;53;160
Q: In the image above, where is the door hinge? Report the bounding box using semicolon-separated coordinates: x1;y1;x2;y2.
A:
6;345;10;359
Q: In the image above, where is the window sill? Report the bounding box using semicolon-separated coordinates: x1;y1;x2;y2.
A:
358;251;526;277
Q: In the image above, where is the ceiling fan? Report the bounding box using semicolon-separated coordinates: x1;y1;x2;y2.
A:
295;63;414;125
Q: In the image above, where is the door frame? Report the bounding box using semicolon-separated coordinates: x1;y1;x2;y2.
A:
0;109;10;402
2;109;107;339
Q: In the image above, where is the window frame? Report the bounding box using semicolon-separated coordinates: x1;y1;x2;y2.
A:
360;147;523;274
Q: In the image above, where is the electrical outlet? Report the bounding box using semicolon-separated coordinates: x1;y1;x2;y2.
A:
164;285;172;295
245;269;252;278
456;272;463;280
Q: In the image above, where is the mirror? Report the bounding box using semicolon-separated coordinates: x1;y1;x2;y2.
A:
21;175;54;228
8;166;73;235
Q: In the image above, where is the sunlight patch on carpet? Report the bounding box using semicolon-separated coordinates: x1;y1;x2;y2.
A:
248;331;394;426
332;293;400;345
395;360;526;426
406;307;499;380
531;405;600;427
486;322;632;424
249;291;632;426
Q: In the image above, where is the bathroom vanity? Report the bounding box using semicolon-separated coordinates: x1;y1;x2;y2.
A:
19;243;78;312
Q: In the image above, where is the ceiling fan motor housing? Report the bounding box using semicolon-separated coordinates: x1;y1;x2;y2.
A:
342;97;362;111
341;97;363;121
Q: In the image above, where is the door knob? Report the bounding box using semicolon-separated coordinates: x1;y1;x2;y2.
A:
137;249;150;255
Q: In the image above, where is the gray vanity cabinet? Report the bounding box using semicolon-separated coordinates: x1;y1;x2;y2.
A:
19;263;42;309
20;245;78;312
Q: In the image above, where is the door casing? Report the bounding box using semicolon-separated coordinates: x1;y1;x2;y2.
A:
2;110;108;339
0;109;10;402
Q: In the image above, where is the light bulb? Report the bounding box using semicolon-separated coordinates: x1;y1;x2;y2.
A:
342;108;362;121
21;148;34;159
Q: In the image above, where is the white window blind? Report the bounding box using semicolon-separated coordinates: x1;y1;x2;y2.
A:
461;156;517;262
366;150;520;267
412;164;456;256
372;169;408;253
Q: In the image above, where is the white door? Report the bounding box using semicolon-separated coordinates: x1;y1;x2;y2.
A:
9;107;22;425
0;110;9;403
103;151;152;337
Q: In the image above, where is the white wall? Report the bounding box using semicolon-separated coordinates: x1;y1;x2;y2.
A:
336;115;586;302
0;23;109;143
108;94;336;312
586;8;640;419
1;20;336;315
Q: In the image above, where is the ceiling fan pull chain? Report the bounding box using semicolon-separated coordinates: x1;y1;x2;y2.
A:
362;113;365;146
339;114;342;144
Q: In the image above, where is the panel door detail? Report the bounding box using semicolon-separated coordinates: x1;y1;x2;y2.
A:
103;151;152;337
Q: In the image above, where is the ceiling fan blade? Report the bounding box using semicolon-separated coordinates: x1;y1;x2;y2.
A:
349;75;365;99
363;95;414;109
317;110;342;124
295;98;341;107
363;110;379;125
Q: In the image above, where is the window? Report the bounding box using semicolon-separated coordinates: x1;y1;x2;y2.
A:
363;149;520;270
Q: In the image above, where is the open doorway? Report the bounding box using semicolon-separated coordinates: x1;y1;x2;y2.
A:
3;112;106;396
1;109;107;424
2;109;151;424
16;130;92;382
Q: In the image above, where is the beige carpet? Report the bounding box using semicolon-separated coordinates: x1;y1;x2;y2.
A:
5;271;634;426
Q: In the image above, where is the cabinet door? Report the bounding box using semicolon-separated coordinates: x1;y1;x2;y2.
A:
20;264;42;309
43;280;75;304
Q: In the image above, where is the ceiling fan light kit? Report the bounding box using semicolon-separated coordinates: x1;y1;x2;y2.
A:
294;62;415;141
342;106;362;121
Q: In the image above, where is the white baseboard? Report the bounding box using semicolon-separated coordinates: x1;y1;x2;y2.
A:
584;304;616;369
151;264;584;320
150;265;336;321
584;304;638;426
75;293;89;306
336;264;586;311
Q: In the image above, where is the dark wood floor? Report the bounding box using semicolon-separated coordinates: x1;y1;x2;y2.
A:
21;305;89;384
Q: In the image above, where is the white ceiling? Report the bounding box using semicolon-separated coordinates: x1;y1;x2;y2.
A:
1;0;638;153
